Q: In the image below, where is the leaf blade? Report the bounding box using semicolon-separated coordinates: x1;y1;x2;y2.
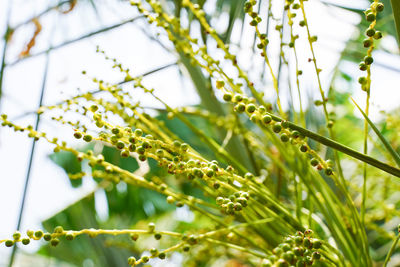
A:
351;98;400;167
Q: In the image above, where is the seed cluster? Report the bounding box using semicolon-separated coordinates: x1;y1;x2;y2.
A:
358;1;384;92
262;230;324;267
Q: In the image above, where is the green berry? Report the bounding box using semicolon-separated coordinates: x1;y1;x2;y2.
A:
363;38;373;48
261;259;272;267
130;233;139;241
282;251;294;262
325;167;333;176
111;128;120;135
54;226;64;234
234;94;243;102
280;133;289;142
26;230;34;238
158;252;166;259
359;62;367;71
141;255;149;263
223;92;233;102
216;80;225;89
128;144;136;152
244;172;254;180
138;154;147;161
73;132;82;139
300;144;308;152
312;239;322;249
262;115;272;124
50;238;60;247
136;146;145;154
294;235;303;245
276;259;289;267
121;150;129;157
366;28;375;37
12;231;21;240
89;103;98;111
246;104;256;113
293;246;303;256
173;140;181;148
83;134;92;142
134;129;143;137
234;203;242;211
358;77;367;84
148;222;155;232
366;13;376;22
312;251;321;260
272;123;282;133
154;232;162;240
273;247;283;256
5;240;14;247
376;3;384;12
65;232;75;241
374;31;382;39
43;233;52;241
166;196;174;204
235;103;246;112
304;238;312;248
310;158;319;167
305;229;313;236
116;141;125;150
142;141;150;149
128;256;136;265
213;182;220;189
34;230;44;239
150;247;158;256
280;243;291;252
22;238;30;245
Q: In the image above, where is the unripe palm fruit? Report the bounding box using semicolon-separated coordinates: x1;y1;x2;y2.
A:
366;13;375;22
50;238;60;247
300;144;308;152
34;230;44;239
5;240;14;247
43;233;52;241
158;252;166;259
376;3;384;12
223;92;232;101
366;28;375;37
141;255;149;263
280;133;289;142
246;104;256;113
272;123;282;133
374;31;382;39
262;115;272;124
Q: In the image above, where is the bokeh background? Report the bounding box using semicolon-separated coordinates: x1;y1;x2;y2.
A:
0;0;399;266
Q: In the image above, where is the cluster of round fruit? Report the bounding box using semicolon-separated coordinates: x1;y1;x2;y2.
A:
262;230;323;267
216;191;250;215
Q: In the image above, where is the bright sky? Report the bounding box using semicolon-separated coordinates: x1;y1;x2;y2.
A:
0;0;399;266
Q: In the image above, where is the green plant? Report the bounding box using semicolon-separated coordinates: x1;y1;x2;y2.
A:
1;0;400;266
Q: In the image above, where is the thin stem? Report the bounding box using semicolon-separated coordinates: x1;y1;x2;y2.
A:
7;38;51;267
12;0;72;30
384;231;400;267
260;115;400;178
0;0;13;112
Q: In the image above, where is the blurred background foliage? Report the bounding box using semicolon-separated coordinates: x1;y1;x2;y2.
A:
1;0;400;266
